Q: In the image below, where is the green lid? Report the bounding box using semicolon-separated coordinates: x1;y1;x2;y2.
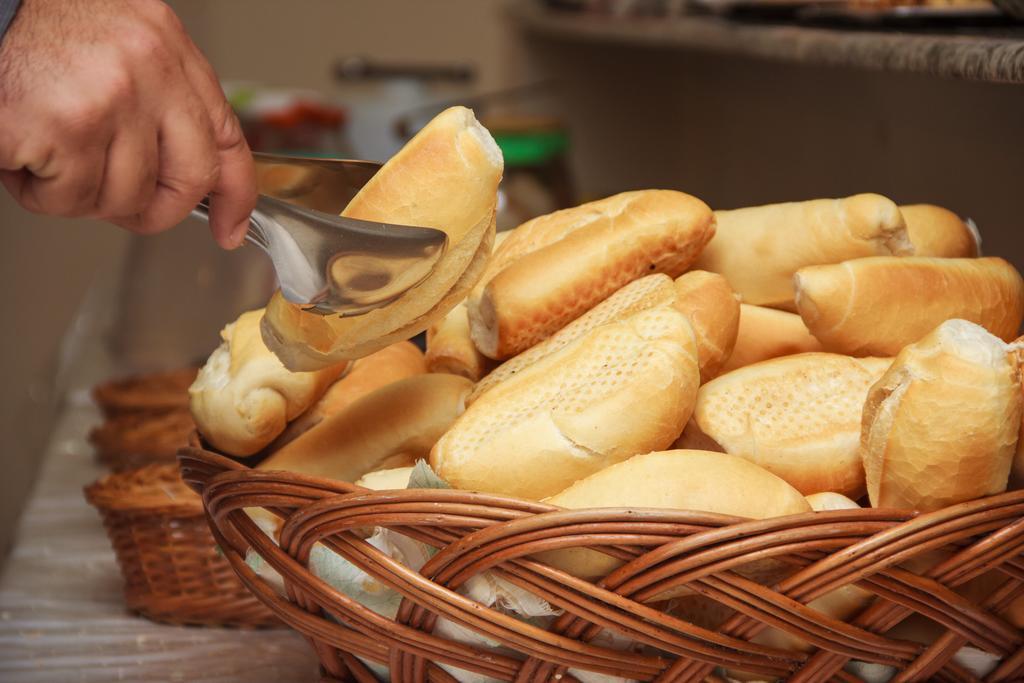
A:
493;130;568;167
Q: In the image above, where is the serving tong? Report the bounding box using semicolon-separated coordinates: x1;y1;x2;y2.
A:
190;153;448;316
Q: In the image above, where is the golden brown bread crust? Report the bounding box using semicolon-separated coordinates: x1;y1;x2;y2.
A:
431;306;701;500
1012;335;1024;490
695;193;912;311
269;341;426;450
861;320;1022;511
260;107;502;370
469;271;738;403
684;353;892;497
188;309;347;457
258;373;473;483
805;491;861;511
720;304;823;375
468;274;678;403
541;450;810;580
424;303;495;380
900;203;980;258
422;231;516;380
546;449;809;513
794;256;1024;356
299;222;497;365
466;190;715;360
671;271;740;382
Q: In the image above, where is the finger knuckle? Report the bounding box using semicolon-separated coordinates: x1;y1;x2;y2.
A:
101;70;135;105
122;26;168;63
143;1;184;32
211;102;245;148
179;163;220;197
53;97;106;135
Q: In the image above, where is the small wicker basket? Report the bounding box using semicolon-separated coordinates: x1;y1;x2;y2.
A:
179;442;1024;682
92;367;198;418
89;409;196;471
84;463;279;628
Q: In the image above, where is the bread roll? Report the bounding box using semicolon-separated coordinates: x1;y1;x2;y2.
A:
259;373;473;482
470;272;738;403
681;353;891;497
469;274;678;403
431;307;700;500
260;106;503;370
795;256;1024;357
424;303;495;380
861;319;1022;511
422;231;515;380
270;341;426;449
901;204;980;258
720;304;823;375
1011;335;1024;489
354;466;414;490
189;309;348;456
671;271;741;382
695;194;912;311
467;190;715;360
543;450;810;580
805;491;860;511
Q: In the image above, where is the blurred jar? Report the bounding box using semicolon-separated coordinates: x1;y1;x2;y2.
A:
224;82;353;157
484;114;575;232
334;56;476;162
107;225;276;371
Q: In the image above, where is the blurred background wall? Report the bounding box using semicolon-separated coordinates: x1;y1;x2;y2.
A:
0;0;1020;557
0;207;127;557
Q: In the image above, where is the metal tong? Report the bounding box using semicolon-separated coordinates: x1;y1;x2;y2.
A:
190;153;448;316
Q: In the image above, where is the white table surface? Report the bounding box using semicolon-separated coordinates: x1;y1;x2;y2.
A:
0;395;320;682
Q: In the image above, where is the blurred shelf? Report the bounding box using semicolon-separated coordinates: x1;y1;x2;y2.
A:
510;2;1024;84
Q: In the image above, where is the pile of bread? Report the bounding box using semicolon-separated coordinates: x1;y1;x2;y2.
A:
188;107;1024;680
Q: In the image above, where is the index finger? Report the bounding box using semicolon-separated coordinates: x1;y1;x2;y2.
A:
181;41;256;249
206;110;256;249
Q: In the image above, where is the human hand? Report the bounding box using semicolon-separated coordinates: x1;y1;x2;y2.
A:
0;0;255;248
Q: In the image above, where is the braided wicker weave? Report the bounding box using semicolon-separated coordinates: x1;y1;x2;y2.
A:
179;443;1024;682
92;367;198;418
84;463;279;628
90;409;196;471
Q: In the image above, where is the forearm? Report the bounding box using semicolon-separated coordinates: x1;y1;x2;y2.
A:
0;0;20;41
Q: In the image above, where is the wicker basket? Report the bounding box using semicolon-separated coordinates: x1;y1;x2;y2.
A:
84;463;279;628
90;409;196;471
92;367;198;418
179;443;1024;682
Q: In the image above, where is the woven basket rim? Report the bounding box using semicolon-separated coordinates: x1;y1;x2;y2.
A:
177;437;1024;682
89;409;195;458
180;435;928;521
86;462;202;514
92;366;198;415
